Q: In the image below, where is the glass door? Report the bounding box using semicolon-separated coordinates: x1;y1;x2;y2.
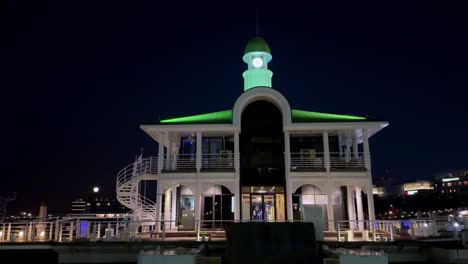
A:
263;195;275;221
251;195;263;220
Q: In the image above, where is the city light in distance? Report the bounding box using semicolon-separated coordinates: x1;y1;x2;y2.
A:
93;186;100;193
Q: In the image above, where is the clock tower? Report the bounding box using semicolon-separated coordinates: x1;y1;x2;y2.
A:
242;37;273;91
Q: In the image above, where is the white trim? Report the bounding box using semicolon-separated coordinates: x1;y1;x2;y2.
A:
232;87;292;129
287;122;388;132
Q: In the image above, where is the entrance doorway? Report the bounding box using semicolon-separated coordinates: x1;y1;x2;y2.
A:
241;186;285;221
250;194;275;221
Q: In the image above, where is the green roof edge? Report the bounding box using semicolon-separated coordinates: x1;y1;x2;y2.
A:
158;109;367;124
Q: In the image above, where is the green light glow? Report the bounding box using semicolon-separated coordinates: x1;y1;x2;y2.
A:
159;109;366;124
243;68;273;91
291;109;366;121
160;110;232;124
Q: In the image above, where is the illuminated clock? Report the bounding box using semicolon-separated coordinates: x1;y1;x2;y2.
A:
252;57;264;68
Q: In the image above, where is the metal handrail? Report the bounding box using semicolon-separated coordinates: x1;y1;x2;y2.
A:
164;154;196;170
290;152;325;169
201;153;234;169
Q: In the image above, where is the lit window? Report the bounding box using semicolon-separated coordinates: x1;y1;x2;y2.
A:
96;203;101;206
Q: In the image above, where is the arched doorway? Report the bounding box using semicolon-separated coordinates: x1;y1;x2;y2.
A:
240;100;286;221
293;185;328;225
201;185;234;229
161;184;195;231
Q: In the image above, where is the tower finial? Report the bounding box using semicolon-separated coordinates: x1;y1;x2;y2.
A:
255;8;259;35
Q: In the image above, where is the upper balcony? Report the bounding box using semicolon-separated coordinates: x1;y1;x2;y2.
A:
289;152;367;172
161;152;236;173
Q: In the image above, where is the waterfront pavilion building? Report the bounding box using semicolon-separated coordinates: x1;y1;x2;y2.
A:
116;37;388;232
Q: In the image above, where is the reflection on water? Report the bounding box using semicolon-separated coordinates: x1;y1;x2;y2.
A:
141;246;202;256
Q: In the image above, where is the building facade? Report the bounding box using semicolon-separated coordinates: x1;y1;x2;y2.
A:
116;37;388;231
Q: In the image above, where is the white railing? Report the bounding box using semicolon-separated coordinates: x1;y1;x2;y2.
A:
329;152;366;168
164;154;196;170
0;222;55;242
116;157;158;187
334;219;438;242
290;152;325;169
116;157;158;222
1;218;452;243
201;153;234;169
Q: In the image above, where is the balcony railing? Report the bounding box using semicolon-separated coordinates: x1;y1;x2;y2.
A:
290;152;325;170
330;152;365;169
201;153;234;170
289;152;367;171
164;154;196;170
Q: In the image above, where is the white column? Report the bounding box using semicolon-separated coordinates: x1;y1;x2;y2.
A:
234;131;240;220
347;185;356;230
155;182;162;231
362;128;371;170
171;142;179;170
284;131;293;221
338;133;343;157
171;186;177;229
344;133;351;162
322;131;330;172
195;183;202;228
157;132;166;173
196;131;202;172
367;185;376;220
234;132;240;171
355;187;364;231
164;188;171;229
352;132;359;159
326;183;335;231
165;134;172;169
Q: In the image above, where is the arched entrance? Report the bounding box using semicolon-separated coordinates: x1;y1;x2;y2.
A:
293;185;328;225
201;185;234;229
161;184;195;231
240;100;286;221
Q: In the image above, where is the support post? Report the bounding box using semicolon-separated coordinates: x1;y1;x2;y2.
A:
347;185;356;230
356;187;364;231
155;183;162;232
157;132;165;173
352;131;359;159
234;131;240;221
323;131;330;172
367;185;376;221
171;186;177;229
326;183;335;231
196;131;202;172
164;188;171;230
284;131;293;221
362;129;371;170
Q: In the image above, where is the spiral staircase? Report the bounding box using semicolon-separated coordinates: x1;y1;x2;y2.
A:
116;157;158;220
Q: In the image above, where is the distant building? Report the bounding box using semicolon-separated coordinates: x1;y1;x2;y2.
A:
433;169;468;195
69;197;128;218
373;180;433;197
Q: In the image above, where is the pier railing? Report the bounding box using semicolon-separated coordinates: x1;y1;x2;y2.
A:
0;218;461;243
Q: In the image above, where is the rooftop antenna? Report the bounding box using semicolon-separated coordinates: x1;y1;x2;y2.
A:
255;8;259;35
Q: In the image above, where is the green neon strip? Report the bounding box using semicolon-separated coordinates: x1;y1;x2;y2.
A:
160;110;232;124
159;109;366;124
292;109;366;121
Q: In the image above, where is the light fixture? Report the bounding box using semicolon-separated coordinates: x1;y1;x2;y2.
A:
18;231;24;237
252;57;263;68
93;186;100;193
40;231;45;237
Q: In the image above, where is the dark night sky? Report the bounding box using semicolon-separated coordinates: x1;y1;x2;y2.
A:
1;1;467;213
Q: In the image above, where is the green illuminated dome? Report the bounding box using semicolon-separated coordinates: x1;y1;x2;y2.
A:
243;36;271;55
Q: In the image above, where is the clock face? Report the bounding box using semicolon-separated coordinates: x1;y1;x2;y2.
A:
252;57;264;68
